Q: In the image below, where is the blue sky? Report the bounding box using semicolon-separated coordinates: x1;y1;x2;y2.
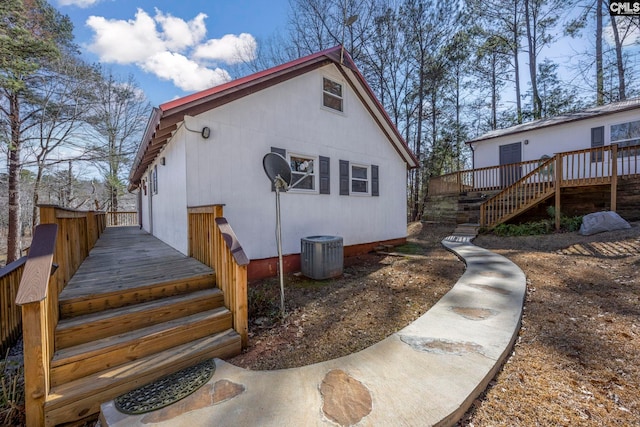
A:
54;0;291;105
52;1;639;109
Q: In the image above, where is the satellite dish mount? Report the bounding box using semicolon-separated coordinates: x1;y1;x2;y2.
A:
262;152;313;318
262;153;292;318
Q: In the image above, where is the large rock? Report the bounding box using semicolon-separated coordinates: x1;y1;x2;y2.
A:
579;211;631;236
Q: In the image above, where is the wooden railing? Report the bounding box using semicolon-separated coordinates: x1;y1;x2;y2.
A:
188;205;225;268
0;256;27;355
480;156;557;227
188;205;248;346
39;206;107;296
106;211;138;227
14;207;106;425
429;159;542;195
15;224;58;427
479;144;640;228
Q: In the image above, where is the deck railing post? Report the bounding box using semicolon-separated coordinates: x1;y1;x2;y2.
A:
554;154;563;230
611;144;618;212
15;224;58;427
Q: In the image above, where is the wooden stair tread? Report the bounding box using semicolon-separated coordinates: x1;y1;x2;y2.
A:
45;330;241;422
57;287;223;329
59;271;215;303
52;307;230;365
50;308;233;387
56;287;225;349
58;274;218;319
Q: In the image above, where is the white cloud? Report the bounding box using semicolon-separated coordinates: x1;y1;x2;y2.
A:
58;0;101;7
86;9;164;64
142;52;231;92
85;8;256;93
194;33;257;65
155;10;207;51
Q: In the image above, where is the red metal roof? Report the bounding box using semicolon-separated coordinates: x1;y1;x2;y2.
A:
129;46;417;189
160;46;345;113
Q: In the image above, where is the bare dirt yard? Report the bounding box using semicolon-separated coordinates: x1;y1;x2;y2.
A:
228;222;462;370
230;221;640;426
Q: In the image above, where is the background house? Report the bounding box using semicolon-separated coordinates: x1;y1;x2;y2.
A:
129;46;417;279
468;98;640;172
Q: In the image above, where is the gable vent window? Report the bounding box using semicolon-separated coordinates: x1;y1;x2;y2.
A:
323;77;343;112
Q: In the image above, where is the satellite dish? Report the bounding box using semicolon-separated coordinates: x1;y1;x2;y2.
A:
262;152;293;318
263;152;291;191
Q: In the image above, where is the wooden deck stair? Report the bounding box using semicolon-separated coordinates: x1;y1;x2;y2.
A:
42;227;242;426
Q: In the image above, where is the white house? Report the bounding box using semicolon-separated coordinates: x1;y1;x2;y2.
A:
468;98;640;171
128;46;418;279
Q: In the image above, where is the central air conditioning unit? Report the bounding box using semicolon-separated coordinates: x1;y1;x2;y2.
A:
300;236;343;280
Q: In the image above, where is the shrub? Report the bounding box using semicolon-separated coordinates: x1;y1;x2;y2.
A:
491;209;583;236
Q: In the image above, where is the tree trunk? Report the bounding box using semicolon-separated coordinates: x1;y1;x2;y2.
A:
491;52;498;130
610;15;626;101
524;0;542;119
32;163;44;231
411;62;425;222
513;0;523;123
596;0;604;104
7;93;22;263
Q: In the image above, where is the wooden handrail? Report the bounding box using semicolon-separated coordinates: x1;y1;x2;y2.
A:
15;224;58;304
480;156;557;228
214;217;249;346
15;224;58;427
187;205;248;347
0;256;27;355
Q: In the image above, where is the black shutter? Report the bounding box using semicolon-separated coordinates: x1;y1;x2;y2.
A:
371;165;379;196
591;126;604;163
270;147;286;191
319;156;330;194
339;160;349;195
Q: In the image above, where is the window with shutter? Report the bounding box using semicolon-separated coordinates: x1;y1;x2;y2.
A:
591;126;604;163
339;160;349;195
319;156;330;194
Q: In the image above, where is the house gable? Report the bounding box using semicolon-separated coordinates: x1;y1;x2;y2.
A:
129;46;417;191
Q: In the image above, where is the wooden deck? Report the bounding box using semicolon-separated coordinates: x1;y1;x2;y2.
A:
59;226;213;301
16;206;248;426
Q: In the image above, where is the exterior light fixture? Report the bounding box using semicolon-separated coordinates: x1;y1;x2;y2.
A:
201;126;211;139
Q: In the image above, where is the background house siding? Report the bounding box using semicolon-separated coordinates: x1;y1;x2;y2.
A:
472;109;640;169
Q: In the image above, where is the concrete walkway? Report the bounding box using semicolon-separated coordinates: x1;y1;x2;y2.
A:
100;235;526;427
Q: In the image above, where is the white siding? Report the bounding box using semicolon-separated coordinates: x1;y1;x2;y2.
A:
146;131;189;254
181;64;408;260
473;109;640;168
